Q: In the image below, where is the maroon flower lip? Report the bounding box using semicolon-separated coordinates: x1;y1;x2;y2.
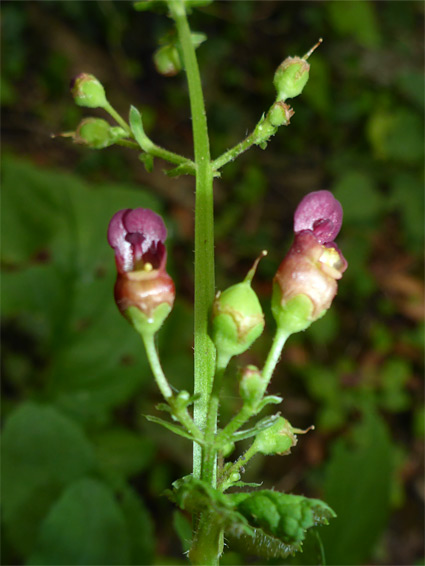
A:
293;190;343;245
107;208;168;273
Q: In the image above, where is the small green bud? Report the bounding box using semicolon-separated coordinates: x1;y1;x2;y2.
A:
220;441;235;458
251;417;297;456
70;73;108;108
273;39;322;102
267;101;295;128
74;118;126;149
211;252;266;360
153;44;182;76
239;365;264;409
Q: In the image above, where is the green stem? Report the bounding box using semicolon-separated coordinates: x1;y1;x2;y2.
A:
216;328;289;445
215;404;253;446
142;334;173;400
168;0;216;482
212;113;276;172
212;130;259;171
261;327;290;389
104;101;132;135
143;334;204;441
202;352;231;487
219;442;258;491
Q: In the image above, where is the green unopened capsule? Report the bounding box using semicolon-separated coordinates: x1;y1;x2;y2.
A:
211;252;267;360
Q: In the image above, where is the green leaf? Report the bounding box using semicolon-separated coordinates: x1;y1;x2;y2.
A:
228;490;336;546
92;427;156;483
320;408;393;565
327;1;381;48
1;402;95;558
167;476;252;535
28;478;130;565
119;485;155;565
1;155;163;424
145;414;204;444
173;510;192;554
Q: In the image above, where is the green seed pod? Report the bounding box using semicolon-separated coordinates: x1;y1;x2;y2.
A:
251;417;297;456
74;118;126;149
70;73;108;109
239;365;264;409
211;252;266;360
273;39;322;102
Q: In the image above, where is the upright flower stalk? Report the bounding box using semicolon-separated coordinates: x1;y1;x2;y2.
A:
68;4;346;564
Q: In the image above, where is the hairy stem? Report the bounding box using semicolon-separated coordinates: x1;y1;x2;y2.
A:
168;0;216;482
142;334;173;400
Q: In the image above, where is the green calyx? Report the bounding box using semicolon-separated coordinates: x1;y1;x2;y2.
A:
70;73;108;109
251;417;297;456
271;285;317;335
211;252;266;359
75;118;127;149
125;303;172;338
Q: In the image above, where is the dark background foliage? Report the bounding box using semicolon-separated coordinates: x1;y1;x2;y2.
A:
1;1;424;565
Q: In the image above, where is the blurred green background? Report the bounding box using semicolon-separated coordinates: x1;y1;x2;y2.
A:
1;1;424;565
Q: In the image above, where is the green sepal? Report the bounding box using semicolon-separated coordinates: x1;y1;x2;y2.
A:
230;414;281;443
139;153;154;173
255;395;283;413
271;285;315;334
228;490;336;546
125;303;172;338
144;415;204;445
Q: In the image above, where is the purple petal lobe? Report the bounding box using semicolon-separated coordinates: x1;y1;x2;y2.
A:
123;208;167;246
107;208;167;273
293;190;343;243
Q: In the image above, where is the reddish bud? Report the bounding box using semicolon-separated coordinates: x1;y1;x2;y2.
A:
272;190;347;333
107;208;175;332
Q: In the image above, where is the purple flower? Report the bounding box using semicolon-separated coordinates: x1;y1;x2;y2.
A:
107;208;175;320
108;208;168;274
274;190;347;320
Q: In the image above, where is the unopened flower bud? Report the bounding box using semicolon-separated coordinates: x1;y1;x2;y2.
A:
239;365;264;408
70;73;108;109
273;39;322;102
153;44;182;76
211;252;266;360
251;417;297;456
74;118;126;149
108;208;175;336
272;190;347;334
